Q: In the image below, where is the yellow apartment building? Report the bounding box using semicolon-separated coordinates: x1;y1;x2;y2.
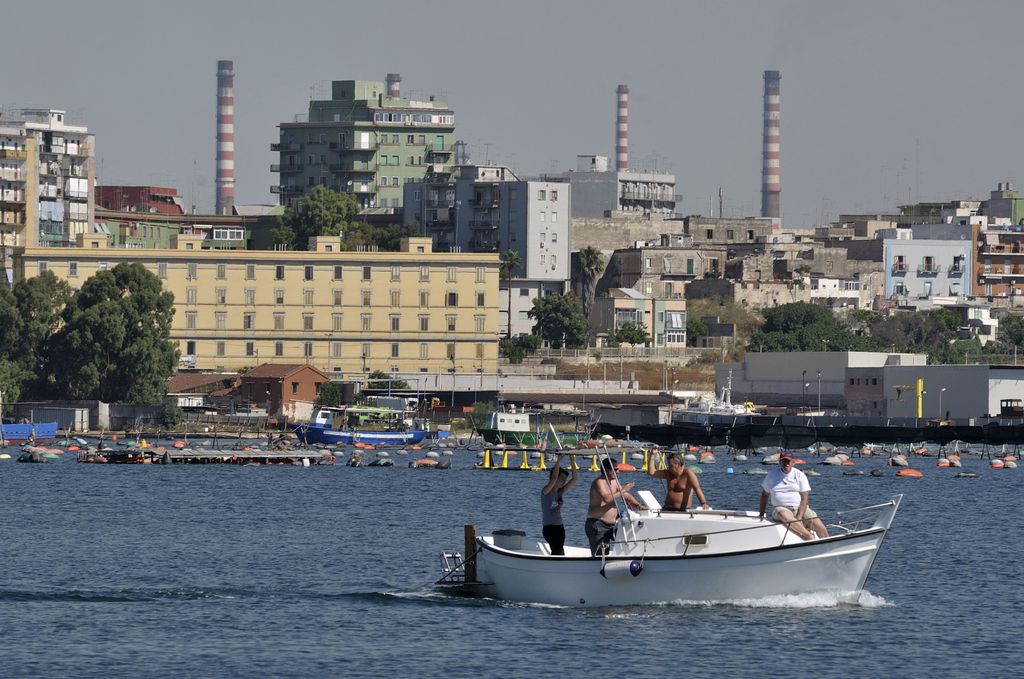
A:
11;234;500;375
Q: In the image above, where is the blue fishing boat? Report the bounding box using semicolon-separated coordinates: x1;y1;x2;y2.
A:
0;421;59;444
292;405;427;446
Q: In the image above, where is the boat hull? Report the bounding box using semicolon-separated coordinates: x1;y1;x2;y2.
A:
293;424;427;446
474;529;887;607
0;422;58;443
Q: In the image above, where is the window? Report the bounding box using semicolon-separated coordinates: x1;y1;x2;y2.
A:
361;289;371;306
303;289;314;306
727;230;735;240
392;177;399;187
304;265;314;281
216;341;225;357
216;263;226;279
380;156;388;166
537;189;546;200
447;266;457;282
419;343;429;360
475;343;485;359
186;287;197;304
332;313;343;331
361;313;371;331
476;292;485;307
303;343;313;358
187;262;197;279
215;312;226;330
246;341;255;357
705;229;713;240
275;341;283;357
419;266;429;281
215;288;226;305
390;290;400;306
390;314;400;332
551;211;558;222
245;264;255;280
273;312;284;330
243;312;255;330
475;267;486;283
391;343;400;358
419;291;429;307
303;313;314;331
447;315;457;332
392;155;399;166
446;292;458;307
186;340;196;356
474;315;485;332
520;288;529;296
152;262;167;278
275;265;285;280
419;315;429;331
186;311;196;329
362;265;371;281
275;288;285;305
243;288;255;306
332;265;343;281
331;341;343;359
446;343;456;360
68;261;78;277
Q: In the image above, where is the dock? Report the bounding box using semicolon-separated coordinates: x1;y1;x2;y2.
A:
77;448;336;465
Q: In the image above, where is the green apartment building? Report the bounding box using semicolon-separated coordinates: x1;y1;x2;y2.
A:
272;74;455;213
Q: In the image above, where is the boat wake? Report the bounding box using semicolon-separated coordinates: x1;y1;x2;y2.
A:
0;586;251;603
658;589;890;609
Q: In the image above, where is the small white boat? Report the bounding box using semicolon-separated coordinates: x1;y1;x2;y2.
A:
438;492;902;607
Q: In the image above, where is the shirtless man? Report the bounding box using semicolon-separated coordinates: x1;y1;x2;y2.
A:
648;451;709;511
585;458;647;556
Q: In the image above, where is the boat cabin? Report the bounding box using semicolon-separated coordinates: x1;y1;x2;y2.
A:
1000;399;1024;417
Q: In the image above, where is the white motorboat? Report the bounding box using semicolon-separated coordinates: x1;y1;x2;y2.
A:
438;491;902;607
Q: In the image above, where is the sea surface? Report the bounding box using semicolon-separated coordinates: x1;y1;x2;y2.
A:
0;443;1020;678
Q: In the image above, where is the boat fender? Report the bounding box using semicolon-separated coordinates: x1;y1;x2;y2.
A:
600;560;644;579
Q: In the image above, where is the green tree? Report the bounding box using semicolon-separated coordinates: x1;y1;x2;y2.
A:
366;370;409;390
499;334;541;363
50;263;178;403
612;320;648;346
575;246;605;319
282;186;361;250
686;316;709;346
12;271;71;397
0;359;21;411
340;220;419;251
315;382;346;408
499;250;521;339
528;292;588;349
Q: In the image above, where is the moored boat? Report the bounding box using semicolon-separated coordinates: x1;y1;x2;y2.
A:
476;409;588;447
0;421;59;444
293;405;427;446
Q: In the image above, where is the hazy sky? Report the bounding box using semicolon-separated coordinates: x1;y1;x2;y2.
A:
5;0;1023;227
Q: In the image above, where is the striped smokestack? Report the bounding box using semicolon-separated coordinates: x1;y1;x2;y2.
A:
760;70;781;219
386;73;402;99
615;84;629;171
215;60;235;216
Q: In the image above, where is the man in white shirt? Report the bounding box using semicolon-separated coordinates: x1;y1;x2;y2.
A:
758;453;828;540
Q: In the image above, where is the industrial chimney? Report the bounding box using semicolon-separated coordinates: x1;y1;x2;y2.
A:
386;73;402;99
760;70;781;219
215;60;235;216
615;84;629;171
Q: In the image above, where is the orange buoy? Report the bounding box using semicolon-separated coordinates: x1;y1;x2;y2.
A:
1003;454;1016;462
687;444;701;452
936;459;950;467
415;458;439;467
411;444;422;450
792;458;806;465
896;468;923;477
111;434;118;441
68;445;79;452
615;463;636;473
841;460;855;466
699;450;714;458
991;459;1005;469
173;440;186;449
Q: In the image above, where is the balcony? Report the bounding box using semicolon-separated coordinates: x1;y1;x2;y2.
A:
329;161;377;173
271;142;303;152
917;265;941;276
981;243;1024;255
425;199;454;209
270;185;303;195
983;267;1024;279
426;145;453;156
426;220;453;231
891;264;907;275
948;265;964;277
338;142;377;152
0;149;28;160
469;240;499;252
469;220;498;230
271;163;304;174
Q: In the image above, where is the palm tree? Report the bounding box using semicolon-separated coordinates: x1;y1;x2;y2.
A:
576;246;605;319
499;250;521;339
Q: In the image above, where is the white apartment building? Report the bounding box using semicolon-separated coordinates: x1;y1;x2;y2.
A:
403;165;571;337
0;109;95;252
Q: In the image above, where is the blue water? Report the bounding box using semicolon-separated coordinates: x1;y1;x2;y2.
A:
0;447;1020;677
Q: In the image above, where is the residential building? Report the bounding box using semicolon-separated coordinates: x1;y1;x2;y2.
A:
563;156;678;219
884;234;972;301
595;235;727;298
403;165;570;337
238;363;329;422
589;288;686;347
96;185;185;215
0;108;95;248
11;235;499;375
973;222;1024;298
272;77;455;213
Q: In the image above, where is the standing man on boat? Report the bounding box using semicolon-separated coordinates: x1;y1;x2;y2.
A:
758;454;828;540
648;450;709;511
540;453;579;555
586;457;647;556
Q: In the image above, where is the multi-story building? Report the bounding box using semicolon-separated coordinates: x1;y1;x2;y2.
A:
884;226;973;301
973;222;1024;299
272;76;455;213
96;185;185;215
94;206;283;250
0;109;94;248
563;155;678;219
403;165;570;337
11;235;499;375
589;288;686;347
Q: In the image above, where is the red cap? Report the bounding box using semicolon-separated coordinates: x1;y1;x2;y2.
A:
779;453;794;462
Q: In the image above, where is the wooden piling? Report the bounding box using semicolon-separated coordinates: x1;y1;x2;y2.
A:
464;524;477;583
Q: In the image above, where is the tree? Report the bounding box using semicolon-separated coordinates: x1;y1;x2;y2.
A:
528;292;588;349
499;250;521;339
366;370;409;390
340;220;419;251
575;246;605;319
315;382;346;408
49;263;178;404
686;316;709;346
499;334;541;364
282;186;361;250
12;271;71;397
612;321;649;346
